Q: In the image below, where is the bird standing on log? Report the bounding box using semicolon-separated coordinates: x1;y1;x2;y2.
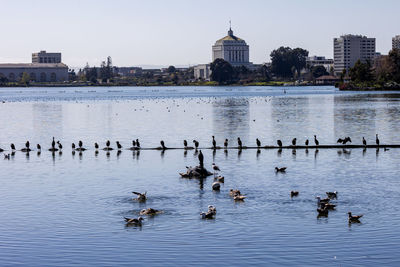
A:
314;135;319;146
292;138;296;146
376;134;380;146
198;150;204;168
224;139;228;149
212;136;216;149
277;140;282;147
237;137;242;149
363;137;367;146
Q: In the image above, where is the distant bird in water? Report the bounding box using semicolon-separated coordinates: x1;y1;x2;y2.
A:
376;134;380;146
348;212;363;223
136;139;140;148
212;136;216;149
116;141;122;150
78;140;83;149
224;139;228;149
36;144;41;151
10;143;16;151
94;143;99;150
237;137;242;149
198;150;204;168
362;137;367;146
290;191;299;197
256;138;261;148
277;140;282;147
212;181;221;190
132;191;147;202
193;140;199;149
292;138;297;146
160;140;166;150
305;139;309;146
183;140;188;148
72;143;76;150
275;167;287;173
314;135;319;146
25;141;30;150
326;191;338;199
4;153;10;160
124;216;144;226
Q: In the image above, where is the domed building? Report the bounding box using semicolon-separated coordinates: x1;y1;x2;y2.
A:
212;27;251;67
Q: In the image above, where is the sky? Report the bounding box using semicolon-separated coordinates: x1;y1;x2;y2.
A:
0;0;399;68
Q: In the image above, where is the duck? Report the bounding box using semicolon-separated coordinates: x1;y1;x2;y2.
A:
215;176;224;183
317;207;329;217
208;205;217;215
348;212;363;223
139;208;161;216
237;137;242;149
212;136;216;149
321;202;336;210
290;191;299;197
124;216;144;226
132;191;147;202
224;139;228;149
275;167;287;173
326;191;338;199
256;138;261;148
376;134;380;146
200;211;215;219
314;135;319;146
230;189;241;196
212;182;221;190
362;137;367;146
291;138;297;146
277;140;282;147
315;196;330;206
233;193;246;201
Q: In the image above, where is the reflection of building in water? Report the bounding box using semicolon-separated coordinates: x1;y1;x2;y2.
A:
212;98;250;142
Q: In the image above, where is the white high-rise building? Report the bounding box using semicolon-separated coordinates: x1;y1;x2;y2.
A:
333;34;376;76
393;35;400;50
212;27;251;67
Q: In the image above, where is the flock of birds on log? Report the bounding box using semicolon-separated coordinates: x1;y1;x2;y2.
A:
1;134;389;160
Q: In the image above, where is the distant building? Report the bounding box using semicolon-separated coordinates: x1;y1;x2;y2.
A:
32;50;62;64
212;27;251;67
113;66;143;77
0;63;68;82
333;34;376;76
315;75;340;85
306;56;334;72
194;64;211;80
393;35;400;50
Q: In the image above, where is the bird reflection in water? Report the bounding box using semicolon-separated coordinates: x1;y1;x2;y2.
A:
183;150;187;157
238;148;242;158
362;147;367;157
256;149;261;159
277;148;282;157
117;150;122;158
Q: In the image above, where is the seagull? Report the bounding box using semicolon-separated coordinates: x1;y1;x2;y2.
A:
124;216;144;226
277;140;282;147
348;212;363;223
132;191;147;202
256;138;261;148
314;135;319;146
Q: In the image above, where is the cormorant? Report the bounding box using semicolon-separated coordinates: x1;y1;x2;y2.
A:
362;137;367;146
36;144;41;150
237;137;242;149
256;138;261;148
376;134;380;146
116;141;122;150
25;141;30;149
305;139;309;146
132;140;136;147
106;140;110;148
94;143;99;149
72;143;76;150
183;140;188;148
160;140;166;150
198;150;204;167
136;139;140;148
193;140;199;149
79;140;83;148
10;143;15;150
314;135;319;146
212;136;216;149
277;140;283;147
292;138;296;146
224;139;228;148
52;137;55;149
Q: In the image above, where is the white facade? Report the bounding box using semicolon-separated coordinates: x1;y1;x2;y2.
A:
393;35;400;50
0;63;68;82
212;28;251;67
307;56;334;72
333;34;376;76
194;64;211;80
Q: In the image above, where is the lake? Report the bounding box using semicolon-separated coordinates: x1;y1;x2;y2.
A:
0;86;400;266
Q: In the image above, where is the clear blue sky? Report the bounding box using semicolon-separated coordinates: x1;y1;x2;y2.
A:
1;0;399;68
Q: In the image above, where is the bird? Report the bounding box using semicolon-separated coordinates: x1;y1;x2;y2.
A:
321;202;336;210
277;140;282;147
124;216;144;226
139;208;161;215
224;139;228;149
4;153;10;160
337;138;344;144
106;140;111;149
326;191;338;199
317;207;329;217
36;144;41;151
72;143;76;150
348;212;363;223
198;150;204;167
212;136;216;149
314;135;319;146
275;167;287;173
136;139;140;148
25;141;30;150
200;211;215;219
10;143;15;151
233;193;246;201
212;163;220;176
57;141;62;150
160;140;166;150
78;140;83;148
343;137;352;144
256;138;261;148
94;143;99;150
237;137;242;149
208;205;217;215
290;191;299;197
305;139;309;146
51;137;55;149
315;196;330;206
116;141;122;150
362;137;367;146
376;134;380;146
132;191;147;202
132;140;136;147
212;182;221;190
215;176;224;183
193;140;199;149
230;189;241;196
183;140;188;148
291;138;296;146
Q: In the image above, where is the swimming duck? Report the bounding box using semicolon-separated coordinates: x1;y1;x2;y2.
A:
326;191;338;199
200;211;215;219
321;202;336;210
233;193;246;201
275;167;287;173
348;212;363;223
290;191;299;197
317;207;328;217
215;176;224;183
212;182;221;190
315;196;330;206
139;208;161;216
124;216;144;226
132;191;147;202
230;189;241;196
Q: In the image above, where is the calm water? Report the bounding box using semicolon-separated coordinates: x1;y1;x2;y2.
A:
1;86;400;266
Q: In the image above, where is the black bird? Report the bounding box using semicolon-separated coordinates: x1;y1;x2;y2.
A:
275;167;287;172
10;143;15;150
36;144;41;150
362;137;367;146
116;141;122;150
198;150;204;167
183;140;188;148
25;141;30;149
292;138;296;146
314;135;319;146
224;139;228;148
290;191;299;197
51;137;55;149
193;140;199;149
212;136;216;149
305;139;309;146
237;137;242;149
256;138;261;148
348;212;363;223
343;137;352;144
106;140;111;148
376;134;380;146
132;140;136;147
317;207;329;217
94;143;99;149
57;141;62;150
337;138;344;144
78;140;83;148
136;139;140;148
277;140;282;147
72;143;76;150
160;140;166;150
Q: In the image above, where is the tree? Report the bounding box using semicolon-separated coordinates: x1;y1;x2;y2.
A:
270;46;309;79
167;65;176;73
349;60;374;83
0;76;8;85
210;58;234;85
20;72;30;85
387;49;400;83
311;65;329;79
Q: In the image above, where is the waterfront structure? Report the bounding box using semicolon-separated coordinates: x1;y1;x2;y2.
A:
212;27;251;67
0;63;68;82
194;64;211;80
393;35;400;50
32;51;62;64
333;34;376;76
306;56;334;73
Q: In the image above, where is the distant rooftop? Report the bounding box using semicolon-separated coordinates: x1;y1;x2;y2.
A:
0;63;68;68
